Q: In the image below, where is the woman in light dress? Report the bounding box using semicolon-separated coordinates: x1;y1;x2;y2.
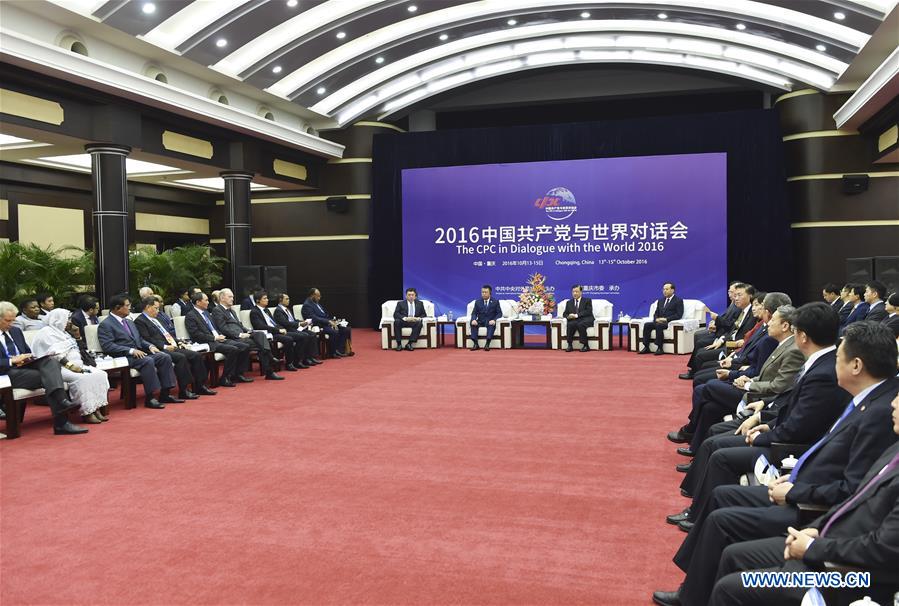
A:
30;308;110;424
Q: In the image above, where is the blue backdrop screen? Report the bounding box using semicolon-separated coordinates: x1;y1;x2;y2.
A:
401;153;727;317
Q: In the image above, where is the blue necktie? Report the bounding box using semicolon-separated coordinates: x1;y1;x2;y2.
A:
789;399;855;481
3;332;18;357
203;311;216;332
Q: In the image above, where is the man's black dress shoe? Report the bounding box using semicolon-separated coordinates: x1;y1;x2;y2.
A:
678;520;695;532
678;372;693;380
197;386;217;396
53;421;88;435
179;391;199;400
0;408;5;420
334;351;347;358
654;350;665;356
395;344;403;351
667;429;693;444
218;379;235;387
639;348;651;354
484;346;490;351
284;364;299;371
652;589;682;606
470;345;480;351
680;488;692;498
666;508;690;525
565;345;574;352
306;358;322;366
580;345;589;352
265;372;284;380
145;399;165;409
160;395;185;404
58;398;80;415
235;375;254;383
404;343;414;351
676;462;692;473
295;362;309;369
677;447;694;457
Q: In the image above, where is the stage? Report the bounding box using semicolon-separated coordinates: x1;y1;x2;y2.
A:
2;331;693;605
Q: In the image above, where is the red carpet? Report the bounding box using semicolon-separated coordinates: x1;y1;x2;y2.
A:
2;332;694;605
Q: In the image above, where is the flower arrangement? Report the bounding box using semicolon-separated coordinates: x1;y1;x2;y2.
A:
516;272;556;317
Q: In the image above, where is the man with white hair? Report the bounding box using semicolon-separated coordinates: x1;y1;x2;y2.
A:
0;301;84;434
212;288;283;380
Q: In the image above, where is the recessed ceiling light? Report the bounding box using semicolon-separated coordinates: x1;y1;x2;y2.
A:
272;65;283;74
407;4;417;12
0;134;33;145
735;23;746;30
833;11;846;20
169;177;272;192
336;31;346;39
316;87;326;95
439;33;449;41
657;13;668;19
215;38;227;48
141;2;156;14
580;11;590;18
507;19;517;26
286;0;298;6
26;154;182;176
815;44;827;52
375;56;385;64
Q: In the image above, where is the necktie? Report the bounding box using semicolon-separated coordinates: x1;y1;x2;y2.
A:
264;310;276;327
3;332;18;357
574;299;579;310
408;301;413;317
90;315;98;325
317;303;325;315
284;307;295;322
122;318;135;340
789;399;856;482
152;318;176;345
665;297;671;308
820;451;899;536
202;311;218;335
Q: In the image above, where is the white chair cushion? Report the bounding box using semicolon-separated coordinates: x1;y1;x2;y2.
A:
173;316;190;341
84;324;102;353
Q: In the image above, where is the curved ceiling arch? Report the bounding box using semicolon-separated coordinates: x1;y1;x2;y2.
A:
370;54;792;120
311;20;847;121
263;0;871;100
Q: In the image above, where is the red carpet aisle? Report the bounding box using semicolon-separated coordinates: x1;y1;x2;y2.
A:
2;332;694;605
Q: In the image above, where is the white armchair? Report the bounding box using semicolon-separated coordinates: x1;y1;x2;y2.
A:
551;298;614;350
379;300;437;349
455;299;516;348
628;299;706;354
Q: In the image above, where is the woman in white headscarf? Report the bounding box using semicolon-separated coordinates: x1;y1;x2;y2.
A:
31;308;110;423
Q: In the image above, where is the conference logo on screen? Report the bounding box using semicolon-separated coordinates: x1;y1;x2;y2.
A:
534;187;577;221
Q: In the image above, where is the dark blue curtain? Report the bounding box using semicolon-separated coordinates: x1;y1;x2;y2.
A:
370;109;791;323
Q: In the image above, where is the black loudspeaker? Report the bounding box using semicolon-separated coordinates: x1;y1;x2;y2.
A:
841;174;869;194
846;258;874;284
326;196;349;213
263;266;287;294
874;256;899;295
235;265;263;297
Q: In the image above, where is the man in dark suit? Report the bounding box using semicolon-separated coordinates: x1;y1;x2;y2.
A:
71;295;100;333
135;296;215;399
98;294;178;409
173;287;197;317
0;301;83;434
249;290;303;370
640;282;684;355
654;322;899;606
883;292;899;338
35;292;55;318
674;303;848;531
562;285;593;352
302;288;352;358
272;292;321;367
240;286;261;311
837;283;855;326
841;284;868;330
863;280;888;322
212;288;283;380
184;292;250;388
468;285;503;351
680;283;756;379
708;392;899;606
822;282;842;312
392;288;427;351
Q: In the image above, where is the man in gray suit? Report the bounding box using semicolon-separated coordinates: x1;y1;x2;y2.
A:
98;293;178;409
211;288;283;381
